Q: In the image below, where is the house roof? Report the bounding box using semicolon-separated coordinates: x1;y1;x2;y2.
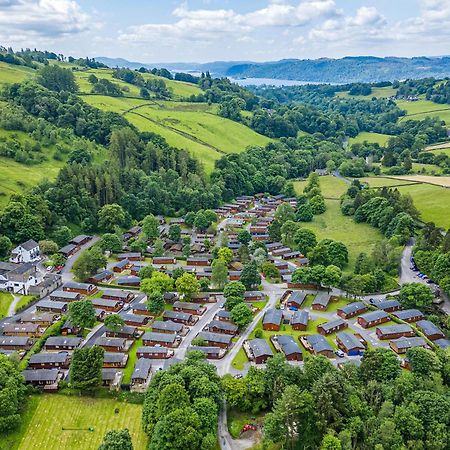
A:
318;318;346;333
275;335;302;356
263;308;282;326
137;346;170;354
416;320;445;337
59;244;77;254
312;292;330;307
392;309;424;321
131;358;152;381
23;369;59;382
390;336;427;350
0;336;31;346
51;290;80;300
102;368;120;381
163;310;192;321
248;338;273;358
70;235;90;244
291;310;309;326
208;320;238;332
113;259;129;269
92;298;121;308
122;313;147;324
36;300;67;310
435;338;450;349
152;321;183;332
102;289;133;299
336;332;365;350
216;310;231;319
142;332;177;343
338;302;366;315
288;291;307;305
29;352;69;364
359;310;389;322
45;336;82;347
173;301;203;310
95;337;126;347
376;324;413;335
117;276;140;285
374;299;401;310
304;334;333;353
198;331;232;345
63;281;93;290
103;352;128;363
20;239;39;251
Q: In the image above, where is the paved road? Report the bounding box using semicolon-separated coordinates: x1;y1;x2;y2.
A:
7;294;21;317
61;236;99;283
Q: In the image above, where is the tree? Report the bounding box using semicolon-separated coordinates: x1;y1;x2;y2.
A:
309;195;326;214
224;281;246;299
320;434;342;450
296;203;314;222
184;211;196;227
139;265;154;280
37;64;78;92
261;261;280;280
70;346;104;391
237;230;251;245
168;224;181;242
230;303;253;329
274;203;295;224
68;300;96;329
141;272;174;295
142;214;160;242
98;429;133;450
0;354;26;432
211;259;228;289
193;212;209;231
225;295;244;311
0;235;12;258
321;265;342;290
175;273;200;298
293;228;317;256
280;220;300;247
361;348;401;383
51;252;66;267
72;246;107;281
398;283;433;310
217;247;233;266
98;204;125;232
38;240;58;255
264;385;318;449
406;347;441;378
152;238;164;257
99;233;122;253
104;314;124;333
147;292;165;315
51;225;72;247
240;262;261;289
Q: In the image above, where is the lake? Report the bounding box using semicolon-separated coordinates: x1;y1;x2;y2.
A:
229;77;329;87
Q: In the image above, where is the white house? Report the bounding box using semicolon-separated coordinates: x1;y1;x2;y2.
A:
10;240;40;264
0;262;41;295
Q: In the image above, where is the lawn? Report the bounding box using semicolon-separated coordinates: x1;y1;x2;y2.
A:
231;347;249;370
359;177;421;188
122;337;143;383
0;292;13;318
13;395;148;450
428;147;450;157
348;132;391;146
336;86;397;100
291;195;385;272
293;175;349;200
14;296;34;313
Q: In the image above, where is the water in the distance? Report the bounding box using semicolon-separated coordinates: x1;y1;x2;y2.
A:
229;77;327;86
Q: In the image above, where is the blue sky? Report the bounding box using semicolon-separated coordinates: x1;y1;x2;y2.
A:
1;0;449;63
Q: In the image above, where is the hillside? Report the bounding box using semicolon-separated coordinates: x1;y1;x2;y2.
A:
225;56;450;83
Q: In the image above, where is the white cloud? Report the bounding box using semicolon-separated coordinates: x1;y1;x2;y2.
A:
119;0;338;45
0;0;91;45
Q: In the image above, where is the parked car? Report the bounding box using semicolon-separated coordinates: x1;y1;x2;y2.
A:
335;350;345;358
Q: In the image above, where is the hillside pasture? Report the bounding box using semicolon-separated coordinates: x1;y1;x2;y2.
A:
336;86;397;99
0;62;34;86
397;99;450;124
348;132;391;146
14;395;147;450
293;175;349;199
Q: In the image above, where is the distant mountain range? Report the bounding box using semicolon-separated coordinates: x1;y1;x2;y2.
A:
95;55;450;83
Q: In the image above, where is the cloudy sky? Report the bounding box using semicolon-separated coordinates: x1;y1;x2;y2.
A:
1;0;449;63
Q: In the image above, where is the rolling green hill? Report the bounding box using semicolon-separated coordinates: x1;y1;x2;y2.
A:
397;98;450;124
82;95;271;173
0;61;35;86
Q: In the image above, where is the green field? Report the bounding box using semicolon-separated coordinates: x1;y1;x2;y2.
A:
12;395;147;450
83;95;271;173
397;99;450;124
336;86;397;100
294;175;349;199
348;132;391;146
428;147;450;157
0;292;13;318
0;62;34;86
74;68;202;100
396;183;450;229
361;176;450;228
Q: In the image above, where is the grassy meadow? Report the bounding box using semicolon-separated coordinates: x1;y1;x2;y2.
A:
397;99;450;124
8;395;147;450
336;86;397;99
294;177;385;271
348;132;391;146
0;62;34;86
361;176;450;229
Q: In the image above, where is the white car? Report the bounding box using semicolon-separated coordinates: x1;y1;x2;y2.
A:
122;303;130;311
